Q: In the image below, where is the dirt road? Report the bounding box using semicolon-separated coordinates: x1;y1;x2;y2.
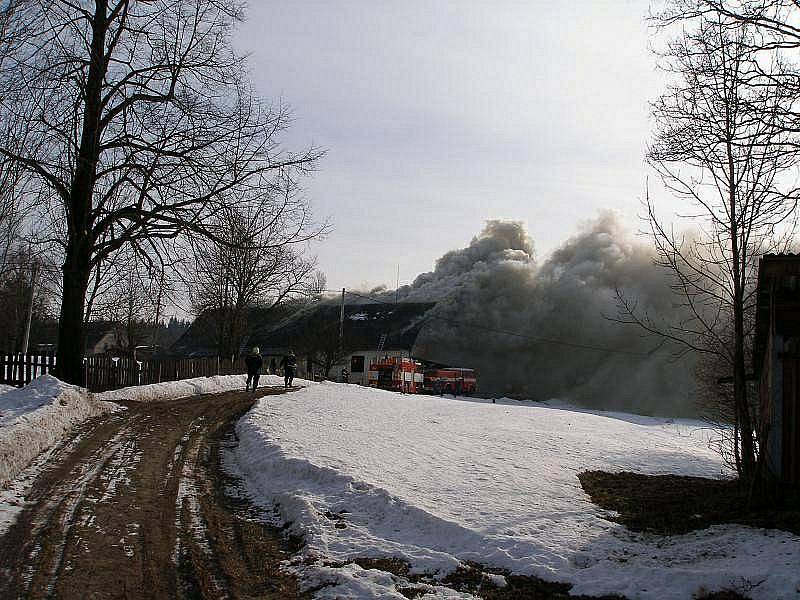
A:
0;388;305;600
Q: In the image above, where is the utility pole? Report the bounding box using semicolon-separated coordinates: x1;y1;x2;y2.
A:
339;287;345;360
21;261;39;354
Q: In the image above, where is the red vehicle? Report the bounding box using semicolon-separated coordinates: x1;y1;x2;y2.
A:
423;367;478;396
367;357;424;393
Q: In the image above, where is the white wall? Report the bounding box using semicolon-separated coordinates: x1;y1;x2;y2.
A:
329;349;410;385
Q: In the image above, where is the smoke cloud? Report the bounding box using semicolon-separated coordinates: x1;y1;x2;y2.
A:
397;213;697;417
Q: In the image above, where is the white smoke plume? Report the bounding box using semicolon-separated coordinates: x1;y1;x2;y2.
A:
400;213;697;416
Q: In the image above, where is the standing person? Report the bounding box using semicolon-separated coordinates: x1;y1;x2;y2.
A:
269;357;277;374
280;350;297;388
245;347;263;392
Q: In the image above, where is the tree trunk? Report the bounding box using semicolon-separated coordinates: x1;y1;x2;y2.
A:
733;293;756;482
57;250;91;384
729;219;755;484
56;1;107;384
726;132;756;484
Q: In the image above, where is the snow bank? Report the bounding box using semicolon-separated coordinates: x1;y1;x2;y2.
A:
1;372;293;487
233;382;800;599
0;375;118;487
94;373;298;403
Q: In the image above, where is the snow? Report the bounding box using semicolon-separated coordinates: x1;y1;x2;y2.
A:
0;375;121;535
0;375;76;425
233;381;800;599
0;372;292;536
0;434;70;537
93;373;291;403
0;375;119;488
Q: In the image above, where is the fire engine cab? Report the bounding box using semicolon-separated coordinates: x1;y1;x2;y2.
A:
423;367;478;396
367;357;424;393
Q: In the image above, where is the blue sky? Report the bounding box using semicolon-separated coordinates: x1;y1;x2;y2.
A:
235;1;662;290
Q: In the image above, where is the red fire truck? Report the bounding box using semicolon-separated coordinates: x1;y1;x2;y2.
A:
422;367;478;396
367;357;424;393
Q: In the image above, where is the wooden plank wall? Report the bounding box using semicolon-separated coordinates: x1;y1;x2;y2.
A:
782;357;800;486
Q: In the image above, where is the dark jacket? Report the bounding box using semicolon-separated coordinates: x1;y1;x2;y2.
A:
280;354;297;371
245;353;263;375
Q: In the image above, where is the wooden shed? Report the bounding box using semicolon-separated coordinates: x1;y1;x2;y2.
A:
753;254;800;488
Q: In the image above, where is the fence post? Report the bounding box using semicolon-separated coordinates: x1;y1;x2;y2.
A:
13;353;20;386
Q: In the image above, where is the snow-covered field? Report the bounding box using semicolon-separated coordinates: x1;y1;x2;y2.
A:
232;381;800;600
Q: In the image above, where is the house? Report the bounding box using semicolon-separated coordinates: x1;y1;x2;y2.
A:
253;301;436;383
13;319;128;355
25;319;187;357
168;304;296;358
753;254;800;488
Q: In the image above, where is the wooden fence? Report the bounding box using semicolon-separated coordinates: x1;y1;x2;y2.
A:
0;352;247;392
0;351;56;388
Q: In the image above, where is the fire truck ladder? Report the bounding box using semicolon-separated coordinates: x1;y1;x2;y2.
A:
377;333;387;352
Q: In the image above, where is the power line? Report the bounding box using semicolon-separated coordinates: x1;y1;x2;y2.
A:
327;288;652;357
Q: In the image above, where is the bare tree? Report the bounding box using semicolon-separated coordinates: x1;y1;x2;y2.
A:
0;162;23;280
90;249;172;355
619;13;797;483
661;1;800;51
0;245;57;352
0;1;322;383
658;2;800;143
270;303;342;380
187;190;326;359
0;158;61;352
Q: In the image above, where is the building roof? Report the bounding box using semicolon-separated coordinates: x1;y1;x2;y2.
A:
255;301;436;354
168;304;295;357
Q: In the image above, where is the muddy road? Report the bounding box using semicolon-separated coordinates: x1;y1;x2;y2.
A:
0;388;306;600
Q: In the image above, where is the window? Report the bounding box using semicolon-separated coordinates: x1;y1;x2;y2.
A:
351;355;365;372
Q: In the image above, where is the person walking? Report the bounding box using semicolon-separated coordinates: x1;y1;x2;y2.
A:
280;350;297;388
245;347;263;392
